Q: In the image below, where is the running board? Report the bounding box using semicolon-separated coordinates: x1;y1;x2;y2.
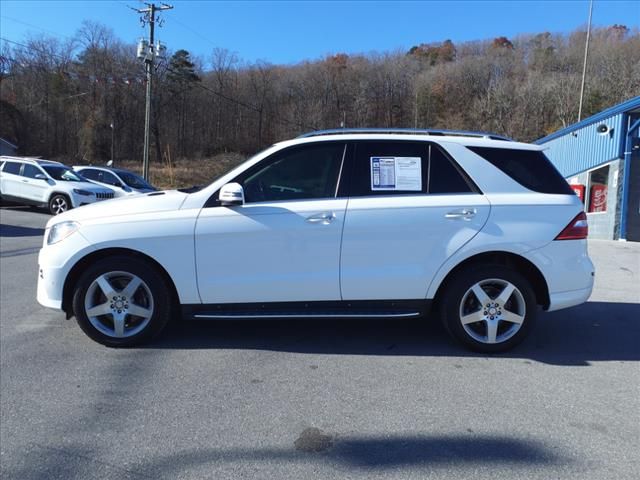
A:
182;300;430;320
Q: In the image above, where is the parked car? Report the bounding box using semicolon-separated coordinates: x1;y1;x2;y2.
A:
73;165;157;197
0;157;116;215
36;129;594;351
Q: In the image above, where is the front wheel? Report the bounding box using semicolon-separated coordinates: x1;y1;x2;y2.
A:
440;265;536;352
72;256;173;347
49;194;70;215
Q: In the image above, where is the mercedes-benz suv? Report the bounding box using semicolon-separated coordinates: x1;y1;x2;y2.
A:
36;129;595;351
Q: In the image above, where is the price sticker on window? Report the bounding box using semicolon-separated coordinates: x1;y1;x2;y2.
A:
371;156;421;191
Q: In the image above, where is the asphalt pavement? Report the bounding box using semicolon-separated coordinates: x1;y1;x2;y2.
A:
1;205;639;480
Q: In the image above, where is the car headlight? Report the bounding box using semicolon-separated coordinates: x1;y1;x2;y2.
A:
47;221;80;245
73;189;93;196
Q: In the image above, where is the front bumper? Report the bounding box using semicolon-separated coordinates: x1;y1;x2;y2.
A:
36;231;95;311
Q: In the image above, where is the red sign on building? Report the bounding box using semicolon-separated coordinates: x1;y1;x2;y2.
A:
589;185;607;213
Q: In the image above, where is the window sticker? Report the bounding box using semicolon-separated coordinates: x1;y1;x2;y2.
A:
370;156;421;191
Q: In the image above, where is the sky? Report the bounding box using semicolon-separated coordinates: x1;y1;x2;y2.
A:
1;0;639;66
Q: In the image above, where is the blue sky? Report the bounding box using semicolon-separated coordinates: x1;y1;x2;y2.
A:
1;0;638;65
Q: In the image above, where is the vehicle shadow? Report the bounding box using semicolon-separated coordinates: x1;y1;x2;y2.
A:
149;301;640;366
0;223;45;237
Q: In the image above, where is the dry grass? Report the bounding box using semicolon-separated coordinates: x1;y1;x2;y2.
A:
115;152;246;190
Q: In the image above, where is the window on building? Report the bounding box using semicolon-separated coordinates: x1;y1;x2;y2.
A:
587;165;609;213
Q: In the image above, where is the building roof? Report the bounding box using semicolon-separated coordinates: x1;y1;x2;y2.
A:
536;96;640;144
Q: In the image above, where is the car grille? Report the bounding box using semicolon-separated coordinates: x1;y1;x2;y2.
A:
96;192;115;200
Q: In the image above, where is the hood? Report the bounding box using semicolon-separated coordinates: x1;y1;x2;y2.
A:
47;190;189;227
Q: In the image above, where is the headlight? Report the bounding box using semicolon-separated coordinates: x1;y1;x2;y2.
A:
73;189;93;196
47;221;80;245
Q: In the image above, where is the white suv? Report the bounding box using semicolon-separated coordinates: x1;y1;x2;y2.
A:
0;157;116;214
36;129;595;351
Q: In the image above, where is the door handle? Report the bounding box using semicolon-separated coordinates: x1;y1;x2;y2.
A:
445;208;476;220
22;179;29;183
306;212;336;224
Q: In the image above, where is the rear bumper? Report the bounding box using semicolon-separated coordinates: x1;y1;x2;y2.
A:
547;285;593;312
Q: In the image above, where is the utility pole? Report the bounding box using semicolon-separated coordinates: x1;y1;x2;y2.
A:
110;121;115;164
577;0;593;123
135;2;172;181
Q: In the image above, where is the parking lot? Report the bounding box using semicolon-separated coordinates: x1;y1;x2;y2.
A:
1;205;639;480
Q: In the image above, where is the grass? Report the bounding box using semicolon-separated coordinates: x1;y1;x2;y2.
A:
113;152;246;190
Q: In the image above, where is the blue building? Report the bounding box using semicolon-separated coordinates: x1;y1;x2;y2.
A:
536;96;640;242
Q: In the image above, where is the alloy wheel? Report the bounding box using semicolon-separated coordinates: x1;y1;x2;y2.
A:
458;278;526;344
84;271;154;338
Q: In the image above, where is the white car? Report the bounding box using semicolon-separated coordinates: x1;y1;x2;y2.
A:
0;157;116;215
72;166;157;197
36;129;595;351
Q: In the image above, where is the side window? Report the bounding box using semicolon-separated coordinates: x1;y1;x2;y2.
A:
350;141;429;196
2;161;21;175
21;164;44;178
239;143;345;203
101;171;121;186
80;169;100;181
467;146;574;195
428;145;475;194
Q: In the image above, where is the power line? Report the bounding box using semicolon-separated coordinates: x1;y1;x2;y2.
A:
0;15;75;40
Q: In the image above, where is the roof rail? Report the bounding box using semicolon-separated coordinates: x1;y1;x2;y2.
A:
297;128;513;141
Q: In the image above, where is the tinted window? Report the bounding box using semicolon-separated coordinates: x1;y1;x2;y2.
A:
21;164;43;178
467;146;574;195
240;143;345;203
101;171;121;186
80;169;100;181
349;141;475;196
2;161;21;175
350;141;428;196
428;145;475;194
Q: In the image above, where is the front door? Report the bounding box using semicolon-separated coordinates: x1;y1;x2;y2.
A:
20;164;50;202
195;142;348;304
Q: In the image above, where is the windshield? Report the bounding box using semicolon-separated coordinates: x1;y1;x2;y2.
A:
42;166;86;182
118;171;154;190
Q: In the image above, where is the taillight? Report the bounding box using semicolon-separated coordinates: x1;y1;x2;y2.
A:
555;212;588;240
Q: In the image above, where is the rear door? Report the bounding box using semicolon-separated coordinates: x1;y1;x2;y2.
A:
340;141;490;300
0;161;24;197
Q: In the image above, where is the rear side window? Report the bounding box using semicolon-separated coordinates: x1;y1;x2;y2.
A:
349;141;476;196
429;145;477;194
2;161;21;175
467;147;574;195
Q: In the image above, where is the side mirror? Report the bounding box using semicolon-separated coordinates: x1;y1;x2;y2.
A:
219;182;244;206
35;174;47;180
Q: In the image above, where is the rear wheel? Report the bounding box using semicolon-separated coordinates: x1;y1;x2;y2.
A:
49;194;70;215
440;265;536;352
72;256;172;347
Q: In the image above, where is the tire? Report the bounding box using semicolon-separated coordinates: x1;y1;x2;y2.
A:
72;255;173;347
439;265;536;353
49;193;71;215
